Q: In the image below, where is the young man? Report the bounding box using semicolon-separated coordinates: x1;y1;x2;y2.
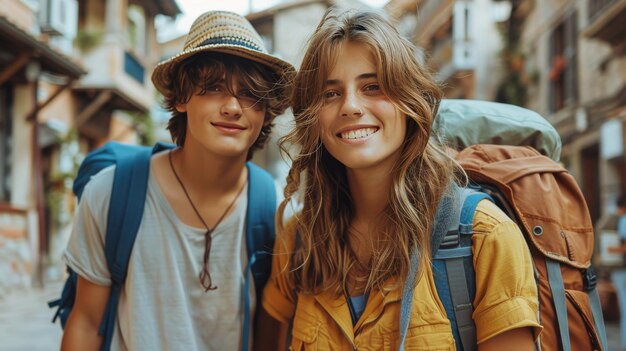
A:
61;11;294;350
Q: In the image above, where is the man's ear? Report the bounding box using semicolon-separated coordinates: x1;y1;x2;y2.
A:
175;103;187;113
263;114;272;127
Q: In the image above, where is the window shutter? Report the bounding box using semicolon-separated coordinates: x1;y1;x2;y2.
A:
548;27;556;112
564;11;578;105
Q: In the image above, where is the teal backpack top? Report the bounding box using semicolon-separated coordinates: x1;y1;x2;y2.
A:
48;141;276;351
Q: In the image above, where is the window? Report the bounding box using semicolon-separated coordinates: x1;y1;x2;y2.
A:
127;5;146;55
548;12;578;112
0;86;13;202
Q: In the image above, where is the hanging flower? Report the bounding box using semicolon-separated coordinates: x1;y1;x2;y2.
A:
549;54;567;81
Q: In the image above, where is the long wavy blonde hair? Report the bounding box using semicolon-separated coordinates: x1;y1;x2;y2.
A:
278;8;463;295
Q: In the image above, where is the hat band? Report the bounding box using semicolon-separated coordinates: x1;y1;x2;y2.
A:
195;37;264;53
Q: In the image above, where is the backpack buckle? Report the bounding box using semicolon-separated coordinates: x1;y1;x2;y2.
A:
440;230;460;248
583;267;597;292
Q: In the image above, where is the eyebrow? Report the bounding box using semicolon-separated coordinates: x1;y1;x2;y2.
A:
325;73;377;85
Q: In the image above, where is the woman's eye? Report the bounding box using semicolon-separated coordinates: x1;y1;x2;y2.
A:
323;91;339;99
364;84;380;92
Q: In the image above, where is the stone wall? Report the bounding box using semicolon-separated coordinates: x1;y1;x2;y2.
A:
0;208;33;299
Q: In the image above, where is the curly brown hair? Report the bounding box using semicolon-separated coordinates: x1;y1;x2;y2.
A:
161;52;290;160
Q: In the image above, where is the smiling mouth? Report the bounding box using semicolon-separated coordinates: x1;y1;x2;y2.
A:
338;127;379;140
211;122;245;133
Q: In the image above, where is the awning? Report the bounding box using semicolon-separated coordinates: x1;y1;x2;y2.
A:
153;0;182;18
0;16;85;80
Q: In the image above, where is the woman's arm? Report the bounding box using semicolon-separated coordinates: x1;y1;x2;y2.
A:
478;327;534;351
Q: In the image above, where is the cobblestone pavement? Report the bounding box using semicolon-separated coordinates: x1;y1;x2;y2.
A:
0;280;623;350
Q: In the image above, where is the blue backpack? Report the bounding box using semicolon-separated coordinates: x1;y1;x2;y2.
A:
48;141;276;351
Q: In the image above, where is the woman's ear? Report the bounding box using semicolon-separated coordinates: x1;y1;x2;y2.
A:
175;103;187;113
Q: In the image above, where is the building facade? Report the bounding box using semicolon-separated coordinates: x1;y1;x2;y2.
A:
515;0;626;269
388;0;512;100
0;0;179;296
388;0;626;272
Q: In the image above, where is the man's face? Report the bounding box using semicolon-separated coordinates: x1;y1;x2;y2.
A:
176;76;267;159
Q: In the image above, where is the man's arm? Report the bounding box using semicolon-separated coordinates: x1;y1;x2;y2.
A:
253;307;289;351
478;327;534;351
61;276;111;351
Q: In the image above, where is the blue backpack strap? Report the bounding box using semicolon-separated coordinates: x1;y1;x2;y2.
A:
545;258;570;351
399;183;462;350
242;162;276;351
586;271;608;351
435;189;492;351
98;145;153;351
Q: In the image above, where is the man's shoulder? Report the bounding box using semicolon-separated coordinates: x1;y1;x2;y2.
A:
79;165;116;210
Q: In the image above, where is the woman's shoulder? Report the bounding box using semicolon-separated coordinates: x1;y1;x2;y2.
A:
471;199;521;236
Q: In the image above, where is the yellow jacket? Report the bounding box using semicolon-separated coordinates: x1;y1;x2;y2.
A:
263;200;542;350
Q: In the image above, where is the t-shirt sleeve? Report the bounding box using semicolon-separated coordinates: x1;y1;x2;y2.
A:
63;169;114;287
471;200;543;344
262;216;298;324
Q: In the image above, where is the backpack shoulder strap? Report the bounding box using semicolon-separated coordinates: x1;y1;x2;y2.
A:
99;145;153;351
399;183;463;351
245;162;276;284
242;161;276;351
439;189;492;351
105;146;153;281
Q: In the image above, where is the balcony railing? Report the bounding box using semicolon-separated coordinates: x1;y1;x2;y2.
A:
428;35;474;81
415;0;453;35
124;50;145;84
429;35;453;69
585;0;626;45
589;0;618;21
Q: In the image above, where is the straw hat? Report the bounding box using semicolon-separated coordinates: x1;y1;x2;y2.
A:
151;10;295;95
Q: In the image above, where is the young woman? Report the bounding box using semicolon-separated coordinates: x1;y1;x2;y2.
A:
260;9;541;350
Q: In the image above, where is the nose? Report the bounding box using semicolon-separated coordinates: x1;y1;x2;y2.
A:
340;93;363;118
220;95;242;118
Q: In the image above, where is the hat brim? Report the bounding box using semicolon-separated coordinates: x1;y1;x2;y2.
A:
151;43;295;95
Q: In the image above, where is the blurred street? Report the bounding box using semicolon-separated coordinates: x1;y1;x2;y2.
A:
0;0;626;350
0;280;63;351
0;279;623;350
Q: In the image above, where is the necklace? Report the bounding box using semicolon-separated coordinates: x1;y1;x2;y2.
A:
168;150;247;291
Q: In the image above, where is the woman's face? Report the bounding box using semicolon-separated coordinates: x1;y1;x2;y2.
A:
318;41;406;172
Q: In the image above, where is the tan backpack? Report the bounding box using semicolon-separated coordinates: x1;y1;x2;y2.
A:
456;144;606;350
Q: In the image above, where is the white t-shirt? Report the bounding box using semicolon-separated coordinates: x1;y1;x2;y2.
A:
64;165;254;351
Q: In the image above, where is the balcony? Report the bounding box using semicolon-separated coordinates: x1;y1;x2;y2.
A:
74;40;151;110
124;50;145;84
429;35;453;70
72;40;151;140
414;0;454;43
431;40;475;82
585;0;626;46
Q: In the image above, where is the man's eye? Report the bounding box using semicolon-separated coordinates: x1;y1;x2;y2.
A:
204;85;222;93
238;90;256;98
